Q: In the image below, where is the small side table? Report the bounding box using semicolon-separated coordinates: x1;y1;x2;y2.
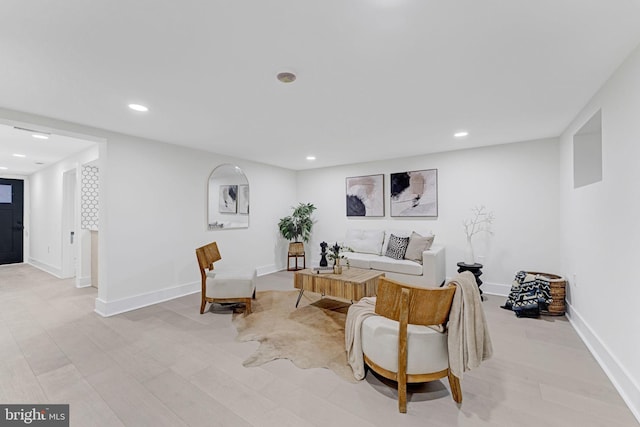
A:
456;262;484;298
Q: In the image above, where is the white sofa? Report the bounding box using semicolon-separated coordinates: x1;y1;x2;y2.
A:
340;229;446;287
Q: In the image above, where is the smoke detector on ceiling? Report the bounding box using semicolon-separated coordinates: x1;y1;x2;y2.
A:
276;72;296;83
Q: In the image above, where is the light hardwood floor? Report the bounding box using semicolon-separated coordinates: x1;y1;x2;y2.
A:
0;264;637;426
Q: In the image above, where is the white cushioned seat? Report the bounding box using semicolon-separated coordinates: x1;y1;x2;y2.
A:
362;315;448;375
340;252;378;269
369;257;424;276
206;268;256;299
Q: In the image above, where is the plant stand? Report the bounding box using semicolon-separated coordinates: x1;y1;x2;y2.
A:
287;242;306;271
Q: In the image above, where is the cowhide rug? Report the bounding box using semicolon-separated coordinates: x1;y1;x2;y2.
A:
232;290;357;383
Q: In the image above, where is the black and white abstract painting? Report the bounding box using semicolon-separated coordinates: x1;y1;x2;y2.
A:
219;185;238;213
238;184;249;214
345;174;384;217
390;169;438;217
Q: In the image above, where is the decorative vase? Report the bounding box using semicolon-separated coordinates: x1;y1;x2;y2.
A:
333;258;342;274
464;237;475;265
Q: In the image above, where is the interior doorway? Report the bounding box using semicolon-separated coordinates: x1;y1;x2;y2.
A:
0;178;24;265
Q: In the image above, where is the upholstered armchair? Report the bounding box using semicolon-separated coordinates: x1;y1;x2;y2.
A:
195;241;256;315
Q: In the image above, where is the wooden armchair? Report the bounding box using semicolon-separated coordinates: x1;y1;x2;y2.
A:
361;277;459;413
196;241;256;315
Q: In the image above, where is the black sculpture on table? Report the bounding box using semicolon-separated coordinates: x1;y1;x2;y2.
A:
319;241;328;267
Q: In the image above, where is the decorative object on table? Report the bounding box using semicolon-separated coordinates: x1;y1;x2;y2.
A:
501;271;554;318
345;174;384;217
390;169;438;217
218;185;238;213
278;203;316;270
462;205;494;264
319;241;328;267
232;290;356;383
456;262;484;298
327;242;352;274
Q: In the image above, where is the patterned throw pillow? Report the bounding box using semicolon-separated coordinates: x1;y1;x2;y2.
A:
385;234;410;260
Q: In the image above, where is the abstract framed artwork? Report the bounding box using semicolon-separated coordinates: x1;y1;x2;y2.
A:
346;174;384;217
238;184;249;214
390;169;438;217
219;185;238;213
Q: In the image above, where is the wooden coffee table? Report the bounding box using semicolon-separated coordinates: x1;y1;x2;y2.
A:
293;267;385;307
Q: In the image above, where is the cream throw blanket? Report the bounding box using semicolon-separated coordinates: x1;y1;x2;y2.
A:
345;296;377;380
447;271;493;379
345;272;492;380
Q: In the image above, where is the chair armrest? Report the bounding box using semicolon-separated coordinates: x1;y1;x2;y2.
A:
422;245;446;286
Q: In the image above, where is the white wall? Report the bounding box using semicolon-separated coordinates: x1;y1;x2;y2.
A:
100;135;297;310
28;146;98;276
297;137;561;292
559;43;640;420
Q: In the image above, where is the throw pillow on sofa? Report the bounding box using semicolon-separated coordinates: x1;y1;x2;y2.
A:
385;234;410;260
404;232;435;264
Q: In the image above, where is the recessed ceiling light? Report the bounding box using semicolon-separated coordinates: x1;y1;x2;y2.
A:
277;72;296;83
306;155;316;161
13;153;26;158
454;131;469;138
32;134;49;140
128;103;149;112
0;166;7;170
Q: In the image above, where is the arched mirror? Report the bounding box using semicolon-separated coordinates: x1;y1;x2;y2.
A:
208;164;249;229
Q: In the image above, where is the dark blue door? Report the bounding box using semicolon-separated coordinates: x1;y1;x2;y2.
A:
0;178;24;264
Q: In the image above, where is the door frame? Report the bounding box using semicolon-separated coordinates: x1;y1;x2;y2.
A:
61;167;78;278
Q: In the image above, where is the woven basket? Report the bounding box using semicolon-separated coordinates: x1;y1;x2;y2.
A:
527;271;566;316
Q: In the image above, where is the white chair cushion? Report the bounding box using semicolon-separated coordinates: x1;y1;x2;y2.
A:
206;268;256;299
362;315;449;375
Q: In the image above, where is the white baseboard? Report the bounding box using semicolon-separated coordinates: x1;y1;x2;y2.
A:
28;258;63;278
94;280;200;317
481;281;510;297
256;263;280;276
566;302;640;424
76;275;92;288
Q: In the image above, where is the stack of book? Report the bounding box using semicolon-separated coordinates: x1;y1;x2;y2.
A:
313;266;334;274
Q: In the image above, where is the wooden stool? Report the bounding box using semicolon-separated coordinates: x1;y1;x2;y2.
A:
287;242;305;271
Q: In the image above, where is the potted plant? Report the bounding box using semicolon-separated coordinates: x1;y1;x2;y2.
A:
327;242;352;274
278;202;317;243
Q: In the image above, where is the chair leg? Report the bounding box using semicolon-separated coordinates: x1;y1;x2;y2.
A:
398;373;407;413
448;371;462;403
200;298;206;314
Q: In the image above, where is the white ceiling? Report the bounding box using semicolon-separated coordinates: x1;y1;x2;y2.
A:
0;124;95;175
1;1;639;171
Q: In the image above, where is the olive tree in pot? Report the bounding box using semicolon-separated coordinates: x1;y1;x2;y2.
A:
278;203;316;269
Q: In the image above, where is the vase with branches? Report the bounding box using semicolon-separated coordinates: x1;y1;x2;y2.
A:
462;205;494;264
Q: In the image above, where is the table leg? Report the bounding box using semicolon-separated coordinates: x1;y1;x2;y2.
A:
295;288;304;308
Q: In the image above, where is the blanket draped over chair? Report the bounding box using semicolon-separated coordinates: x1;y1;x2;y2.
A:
501;271;552;318
345;272;492;380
